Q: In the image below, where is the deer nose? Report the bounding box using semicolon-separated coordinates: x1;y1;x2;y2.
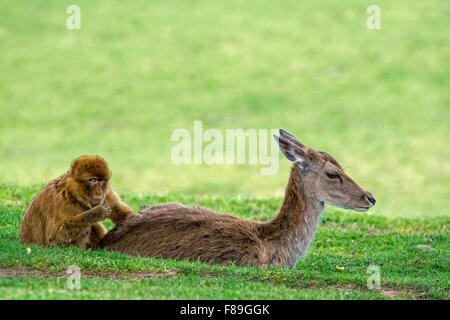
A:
366;193;376;206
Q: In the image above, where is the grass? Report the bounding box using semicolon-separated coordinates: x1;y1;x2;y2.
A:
0;0;449;218
0;183;448;299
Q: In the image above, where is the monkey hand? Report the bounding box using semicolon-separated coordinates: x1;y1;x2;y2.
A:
102;205;112;217
82;205;110;223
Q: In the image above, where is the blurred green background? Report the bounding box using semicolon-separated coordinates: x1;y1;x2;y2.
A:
0;1;448;217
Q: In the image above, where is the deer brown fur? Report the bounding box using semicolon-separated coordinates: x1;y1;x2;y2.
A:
99;130;376;268
20;156;139;250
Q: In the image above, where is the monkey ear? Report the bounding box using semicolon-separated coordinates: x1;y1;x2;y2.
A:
273;134;308;165
69;158;79;175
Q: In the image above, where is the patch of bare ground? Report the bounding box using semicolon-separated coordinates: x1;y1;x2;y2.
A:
0;267;420;298
0;266;177;280
304;282;409;299
380;290;401;299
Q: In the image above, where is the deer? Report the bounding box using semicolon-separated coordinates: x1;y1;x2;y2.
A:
99;129;376;269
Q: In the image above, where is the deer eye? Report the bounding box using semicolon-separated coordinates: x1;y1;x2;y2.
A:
326;172;340;179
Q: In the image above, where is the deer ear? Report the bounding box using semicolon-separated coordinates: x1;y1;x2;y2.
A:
273;134;307;164
279;129;306;148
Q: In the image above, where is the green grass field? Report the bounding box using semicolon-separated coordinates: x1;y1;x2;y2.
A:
0;183;448;299
0;1;448;299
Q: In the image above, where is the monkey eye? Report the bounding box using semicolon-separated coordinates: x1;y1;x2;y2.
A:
89;178;97;183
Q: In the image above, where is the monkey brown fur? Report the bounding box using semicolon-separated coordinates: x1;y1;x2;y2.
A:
19;156;139;250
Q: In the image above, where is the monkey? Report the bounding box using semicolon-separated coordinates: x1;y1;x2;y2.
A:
19;155;139;250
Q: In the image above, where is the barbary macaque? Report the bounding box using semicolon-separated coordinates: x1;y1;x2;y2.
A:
20;156;139;249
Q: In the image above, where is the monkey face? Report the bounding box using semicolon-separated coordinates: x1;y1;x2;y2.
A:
84;177;108;206
67;155;112;208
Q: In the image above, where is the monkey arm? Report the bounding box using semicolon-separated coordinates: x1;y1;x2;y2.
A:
105;187;139;225
51;206;107;244
110;201;139;225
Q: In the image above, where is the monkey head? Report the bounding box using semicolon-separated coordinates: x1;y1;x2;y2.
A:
67;156;111;208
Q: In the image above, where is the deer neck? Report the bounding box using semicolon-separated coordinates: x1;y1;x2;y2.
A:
263;165;324;268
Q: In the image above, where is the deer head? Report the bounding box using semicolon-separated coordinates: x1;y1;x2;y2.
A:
274;129;376;212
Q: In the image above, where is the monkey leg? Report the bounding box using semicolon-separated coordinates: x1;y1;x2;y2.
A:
51;205;108;244
86;222;107;250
